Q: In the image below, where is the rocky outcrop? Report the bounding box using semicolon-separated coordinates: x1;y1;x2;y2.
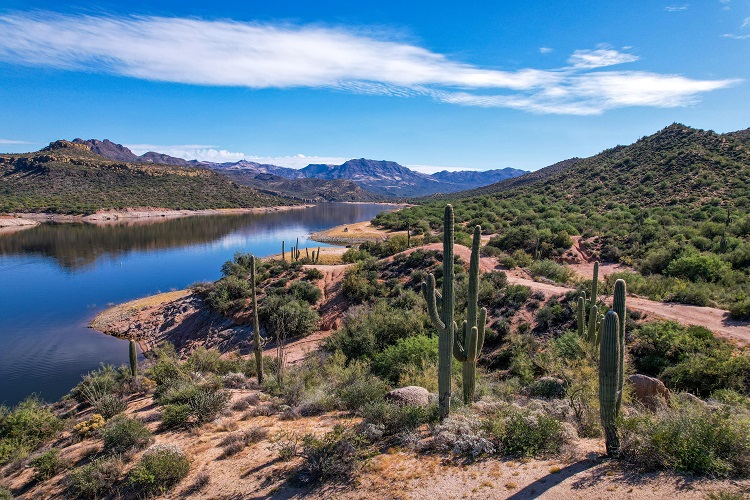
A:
386;386;430;407
628;374;670;409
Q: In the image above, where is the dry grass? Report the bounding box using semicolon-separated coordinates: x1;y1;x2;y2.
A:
90;289;190;331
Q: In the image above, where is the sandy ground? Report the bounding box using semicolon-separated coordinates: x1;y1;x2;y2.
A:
0;216;39;234
311;220;408;245
4;388;748;500
3;205;310;225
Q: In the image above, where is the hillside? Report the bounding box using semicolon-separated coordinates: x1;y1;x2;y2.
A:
220;171;385;202
374;124;750;315
0;141;288;214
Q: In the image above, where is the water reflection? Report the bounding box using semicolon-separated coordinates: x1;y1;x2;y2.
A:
0;203;394;405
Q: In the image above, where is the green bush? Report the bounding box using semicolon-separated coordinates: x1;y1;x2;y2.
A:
30;448;62;481
129;444;190;495
188;387;231;423
304;268;324;280
529;260;574;284
620;402;750;476
67;456;124;499
160;404;192;429
373;335;438;384
262;296;319;339
0;397;63;465
92;394;127;420
205;275;250;313
287;280;323;304
483;405;566;457
730;299;750;320
102;416;152;454
0;487;12;499
70;364;123;404
341;261;380;303
146;343;186;386
297;426;364;484
666;253;730;282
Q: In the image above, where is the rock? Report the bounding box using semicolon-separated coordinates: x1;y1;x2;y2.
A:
386;386;430;407
628;374;670;410
675;392;707;407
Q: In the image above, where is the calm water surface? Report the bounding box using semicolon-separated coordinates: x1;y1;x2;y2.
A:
0;203;392;405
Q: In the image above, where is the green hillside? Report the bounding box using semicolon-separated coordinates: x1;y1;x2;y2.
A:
0;141;289;214
375;124;750;315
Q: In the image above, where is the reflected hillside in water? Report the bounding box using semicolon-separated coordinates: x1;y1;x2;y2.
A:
0;203;395;270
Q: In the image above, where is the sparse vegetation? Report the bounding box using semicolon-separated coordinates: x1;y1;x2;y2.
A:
128;444;190;495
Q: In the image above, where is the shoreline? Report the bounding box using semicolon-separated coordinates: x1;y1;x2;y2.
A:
1;204;312;225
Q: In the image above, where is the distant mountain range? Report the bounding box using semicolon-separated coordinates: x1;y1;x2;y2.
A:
72;139;527;198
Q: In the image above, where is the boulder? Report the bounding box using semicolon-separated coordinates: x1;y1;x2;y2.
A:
628;374;670;410
386;386;430;407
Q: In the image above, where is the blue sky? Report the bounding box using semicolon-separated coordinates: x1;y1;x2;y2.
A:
0;1;748;172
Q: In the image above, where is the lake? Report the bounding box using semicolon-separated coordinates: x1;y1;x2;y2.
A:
0;203;393;406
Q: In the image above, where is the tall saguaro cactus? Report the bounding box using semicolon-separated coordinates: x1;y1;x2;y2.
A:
250;255;263;384
422;205;457;420
577;294;586;337
587;261;600;343
600;310;621;456
613;278;627;413
453;225;487;404
281;241;285;262
128;340;138;380
407;223;411;248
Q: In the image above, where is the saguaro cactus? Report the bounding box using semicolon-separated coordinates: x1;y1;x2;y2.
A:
422;205;457;420
250;255;263;384
600;310;621;456
281;241;285;262
128;340;138;380
452;225;487;404
407;223;411;248
587;261;600;343
613;278;627;413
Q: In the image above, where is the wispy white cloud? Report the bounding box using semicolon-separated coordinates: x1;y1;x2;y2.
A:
0;12;738;115
567;48;640;69
539;47;553;54
0;139;33;145
743;17;750;28
665;5;689;11
126;143;248;162
244;154;351;169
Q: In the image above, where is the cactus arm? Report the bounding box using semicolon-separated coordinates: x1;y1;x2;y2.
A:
600;311;621;456
422;275;446;331
477;307;487;353
454;320;468;361
577;296;585;337
588;304;599;344
591;261;599;300
613;279;627;414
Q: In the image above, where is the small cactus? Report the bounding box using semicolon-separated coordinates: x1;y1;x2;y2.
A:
129;340;137;379
613;278;627;414
600;310;621;456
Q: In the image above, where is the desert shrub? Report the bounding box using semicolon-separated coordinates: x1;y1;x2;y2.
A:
304;268;324;280
30;448;62;481
336;375;390;413
535;300;568;329
620;402;750;476
341;260;380;303
186;347;230;374
220;252;254;278
432;414;496;458
205;275;250;313
70;364;123;404
129;444;190;495
67;456;124;499
296;426;365;484
630;321;750;396
324;301;429;360
220;428;269;457
666;253;729;282
188;387;231;423
161;404;192;429
92;394;127;420
0;397;63;465
0;487;12;499
102;416;152;454
483;405;566;457
373;335;438;384
261;295;319;339
73;414;106;438
360;400;437;436
729;299;750;320
287;280;323;304
342;248;372;263
146;343;186;386
529;260;574;284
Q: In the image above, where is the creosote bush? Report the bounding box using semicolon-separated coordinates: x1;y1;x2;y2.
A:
30;448;63;481
129;444;190;495
102;415;152;454
0;397;63;465
67;456;124;500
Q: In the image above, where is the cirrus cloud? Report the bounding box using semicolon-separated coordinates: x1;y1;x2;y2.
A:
0;12;739;115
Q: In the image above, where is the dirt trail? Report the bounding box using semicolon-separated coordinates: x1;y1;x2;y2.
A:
393;243;750;345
